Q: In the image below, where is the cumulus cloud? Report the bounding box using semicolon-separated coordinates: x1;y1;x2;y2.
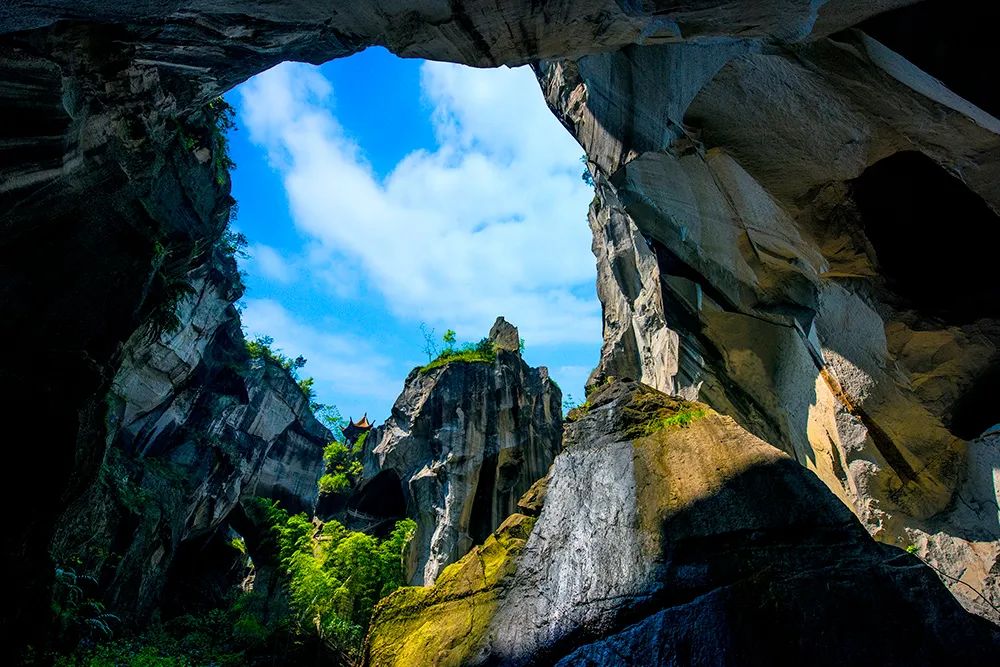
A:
237;59;599;346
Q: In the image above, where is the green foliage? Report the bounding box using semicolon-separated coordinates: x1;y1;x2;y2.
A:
905;544;919;554
318;436;365;497
219;229;248;260
60;592;284;667
420;336;496;373
297;376;316;401
580;155;595;187
257;500;416;659
52;566;121;651
207;97;237;186
643;407;707;434
442;329;457;346
245;335;319;404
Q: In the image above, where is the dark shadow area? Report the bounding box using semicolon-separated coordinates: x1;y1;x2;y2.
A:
541;457;1000;665
468;454;498;545
348;469;406;535
851;151;1000;323
160;529;247;618
950;359;1000;440
858;0;1000;118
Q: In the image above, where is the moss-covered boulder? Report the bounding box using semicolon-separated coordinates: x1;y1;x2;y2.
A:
364;513;535;666
365;381;999;665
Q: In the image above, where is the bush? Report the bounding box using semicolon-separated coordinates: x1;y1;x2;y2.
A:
420;336;496;373
257;500;416;659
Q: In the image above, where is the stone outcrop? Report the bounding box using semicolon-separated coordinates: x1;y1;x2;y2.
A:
366;382;1000;665
49;259;329;621
2;0;1000;658
537;14;1000;619
355;318;561;585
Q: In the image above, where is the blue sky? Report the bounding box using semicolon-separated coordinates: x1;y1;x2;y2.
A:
225;48;600;423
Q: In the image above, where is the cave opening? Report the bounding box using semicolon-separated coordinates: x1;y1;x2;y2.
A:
850;150;1000;323
858;0;1000;119
225;47;600;435
348;469;407;530
950;360;1000;441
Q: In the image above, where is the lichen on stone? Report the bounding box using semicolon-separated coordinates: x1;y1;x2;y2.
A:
364;513;536;666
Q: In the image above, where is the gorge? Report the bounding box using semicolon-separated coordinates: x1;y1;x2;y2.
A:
2;1;999;664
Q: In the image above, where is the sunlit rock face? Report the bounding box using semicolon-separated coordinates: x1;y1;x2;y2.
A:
355;318;561;585
365;382;1000;665
49;260;329;620
538;19;1000;621
2;0;999;656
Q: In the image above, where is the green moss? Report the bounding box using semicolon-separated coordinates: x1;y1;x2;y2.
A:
366;514;536;667
616;384;710;440
642;407;708;435
419;343;496;373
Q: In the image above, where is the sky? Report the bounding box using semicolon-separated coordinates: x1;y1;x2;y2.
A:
225;48;600;423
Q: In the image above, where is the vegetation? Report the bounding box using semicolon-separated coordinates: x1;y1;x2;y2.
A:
244;335;324;405
580;155;595;187
254;499;416;659
642;407;708;434
318;431;366;497
419;328;497;373
55;591;286;667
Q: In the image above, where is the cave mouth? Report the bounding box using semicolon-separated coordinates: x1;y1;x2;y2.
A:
226;50;600;432
950;360;1000;441
858;0;1000;119
349;469;407;524
850;151;1000;323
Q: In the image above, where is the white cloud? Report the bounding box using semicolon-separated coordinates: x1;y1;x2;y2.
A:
240;298;399;404
237;59;600;346
249;243;295;284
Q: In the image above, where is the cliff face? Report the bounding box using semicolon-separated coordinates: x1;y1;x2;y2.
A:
3;0;1000;658
356;318;562;585
537;14;1000;620
366;382;1000;665
50;258;329;621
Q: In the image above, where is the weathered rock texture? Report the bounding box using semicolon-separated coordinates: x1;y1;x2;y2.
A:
49;258;329;622
366;382;1000;665
356;318;561;585
538;7;1000;619
2;0;999;656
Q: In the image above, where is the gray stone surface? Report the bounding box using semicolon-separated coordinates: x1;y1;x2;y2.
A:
361;318;562;585
367;382;1000;664
539;25;1000;621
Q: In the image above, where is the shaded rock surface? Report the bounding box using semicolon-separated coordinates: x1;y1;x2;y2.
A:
366;382;1000;665
356;318;561;585
538;22;1000;619
2;0;999;656
49;258;329;622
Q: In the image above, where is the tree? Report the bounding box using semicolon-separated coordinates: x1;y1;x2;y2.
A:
419;322;438;362
442;329;457;350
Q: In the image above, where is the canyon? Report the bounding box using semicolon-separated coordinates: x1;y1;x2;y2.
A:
1;1;998;663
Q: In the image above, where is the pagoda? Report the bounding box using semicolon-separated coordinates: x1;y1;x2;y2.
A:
341;413;373;445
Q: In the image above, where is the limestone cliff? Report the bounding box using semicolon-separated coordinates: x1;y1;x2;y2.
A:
537;9;1000;619
49;257;329;621
2;0;1000;659
366;382;1000;665
354;318;562;585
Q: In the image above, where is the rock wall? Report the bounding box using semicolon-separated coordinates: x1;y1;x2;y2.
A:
366;382;1000;665
2;0;999;657
537;20;1000;619
49;258;329;622
356;318;562;585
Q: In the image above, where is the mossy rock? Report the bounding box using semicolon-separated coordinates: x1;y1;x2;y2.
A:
364;514;536;666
